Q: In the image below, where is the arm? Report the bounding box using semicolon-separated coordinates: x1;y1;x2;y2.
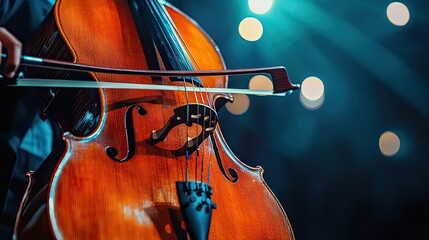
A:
0;27;22;78
0;0;25;78
0;0;23;25
0;0;54;78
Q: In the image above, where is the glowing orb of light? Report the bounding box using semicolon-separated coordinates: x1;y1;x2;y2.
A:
300;92;325;110
387;2;410;26
379;131;401;157
226;94;250;115
301;76;325;101
249;75;273;95
248;0;274;15
239;17;264;41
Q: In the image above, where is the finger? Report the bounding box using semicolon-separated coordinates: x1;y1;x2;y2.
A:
0;27;22;78
0;41;3;67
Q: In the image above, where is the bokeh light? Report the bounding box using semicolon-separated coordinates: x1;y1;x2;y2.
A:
248;0;274;14
386;2;410;26
226;94;250;115
249;75;273;95
379;131;401;157
238;17;263;41
300;92;325;110
301;76;325;101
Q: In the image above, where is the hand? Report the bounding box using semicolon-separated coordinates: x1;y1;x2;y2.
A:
0;27;22;78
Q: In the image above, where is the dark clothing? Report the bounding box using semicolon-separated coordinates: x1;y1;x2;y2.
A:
0;0;54;45
0;0;55;238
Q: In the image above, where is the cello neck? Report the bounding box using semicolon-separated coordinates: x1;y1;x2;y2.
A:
129;0;195;72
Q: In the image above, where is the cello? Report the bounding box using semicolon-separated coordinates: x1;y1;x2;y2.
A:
12;0;298;239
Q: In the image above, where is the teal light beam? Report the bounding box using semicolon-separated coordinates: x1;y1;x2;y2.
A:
281;1;429;117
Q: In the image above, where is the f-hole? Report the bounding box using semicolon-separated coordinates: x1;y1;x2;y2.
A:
210;134;238;183
105;104;147;162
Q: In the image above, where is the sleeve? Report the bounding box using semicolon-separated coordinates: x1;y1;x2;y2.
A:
0;0;25;26
0;0;55;158
0;0;55;44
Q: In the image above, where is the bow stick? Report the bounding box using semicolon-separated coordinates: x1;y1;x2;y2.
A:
1;54;300;96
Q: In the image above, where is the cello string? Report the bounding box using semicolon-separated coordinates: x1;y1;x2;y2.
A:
146;0;192;192
158;1;208;182
151;0;198;183
155;1;202;104
155;3;207;107
161;7;212;108
158;3;215;110
162;7;223;184
149;0;196;106
161;3;217;184
151;0;201;107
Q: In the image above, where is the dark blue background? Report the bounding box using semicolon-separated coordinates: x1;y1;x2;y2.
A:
169;1;429;239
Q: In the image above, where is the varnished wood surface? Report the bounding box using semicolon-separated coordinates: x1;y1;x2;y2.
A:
46;0;294;239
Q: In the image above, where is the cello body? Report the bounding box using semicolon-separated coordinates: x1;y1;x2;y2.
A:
22;0;295;239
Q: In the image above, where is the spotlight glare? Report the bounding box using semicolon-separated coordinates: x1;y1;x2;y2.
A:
387;2;410;26
239;17;264;41
226;94;250;115
300;92;325;110
248;0;274;15
301;76;325;101
379;131;401;157
249;75;273;96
